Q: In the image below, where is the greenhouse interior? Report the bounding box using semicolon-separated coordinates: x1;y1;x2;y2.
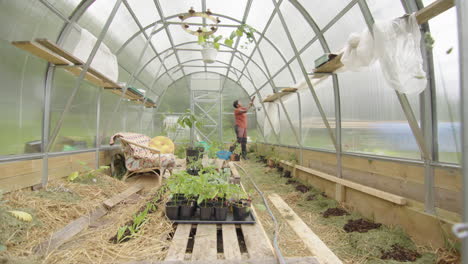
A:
1;0;468;263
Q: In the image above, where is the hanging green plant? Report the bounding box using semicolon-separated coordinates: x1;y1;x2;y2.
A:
197;23;256;51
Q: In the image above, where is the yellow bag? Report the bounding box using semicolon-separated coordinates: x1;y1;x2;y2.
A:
149;136;175;154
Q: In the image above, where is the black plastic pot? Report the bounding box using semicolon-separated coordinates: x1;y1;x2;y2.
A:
200;206;214;220
214;207;228;221
180;203;195;220
283;170;291;178
165;201;179;220
186;168;200;176
277;166;284;173
233;204;249;221
186;148;200;163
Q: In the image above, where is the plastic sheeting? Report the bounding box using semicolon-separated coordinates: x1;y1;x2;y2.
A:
341;14;427;95
62;27;119;82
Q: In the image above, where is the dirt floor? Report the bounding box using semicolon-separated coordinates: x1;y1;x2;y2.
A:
0;157;460;264
239;155;461;264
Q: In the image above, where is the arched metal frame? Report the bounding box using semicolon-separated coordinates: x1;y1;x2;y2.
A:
8;0;457;218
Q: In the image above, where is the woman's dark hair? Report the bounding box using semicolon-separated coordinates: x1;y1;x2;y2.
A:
233;100;239;108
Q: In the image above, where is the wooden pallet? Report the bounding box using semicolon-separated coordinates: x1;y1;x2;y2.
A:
165;222;274;262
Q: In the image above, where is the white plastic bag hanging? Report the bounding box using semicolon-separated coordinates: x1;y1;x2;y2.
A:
374;14;427;95
341;29;376;71
341;14;427;95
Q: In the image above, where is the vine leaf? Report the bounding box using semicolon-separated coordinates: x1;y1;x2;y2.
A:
8;210;33;222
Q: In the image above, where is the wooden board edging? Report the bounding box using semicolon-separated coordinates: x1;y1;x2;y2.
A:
280;160;406;205
269;194;343;264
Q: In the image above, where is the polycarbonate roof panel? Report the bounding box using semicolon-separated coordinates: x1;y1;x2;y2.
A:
265;14;295;60
104;6;141;52
159;0;202;16
150;30;172;52
367;0;405;21
246;0;275;33
296;0;352;28
78;0;118;37
279;1;316;51
47;0;81;17
126;0;161;28
206;0;248;21
324;5;367;52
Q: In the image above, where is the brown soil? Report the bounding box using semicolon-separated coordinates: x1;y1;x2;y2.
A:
320;192;328;198
322;208;349;218
343;218;381;233
306;194;316;201
381;244;421;262
286;179;298;185
283;171;292;178
295;185;310;193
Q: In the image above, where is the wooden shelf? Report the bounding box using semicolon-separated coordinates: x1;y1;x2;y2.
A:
262;88;298;103
12;39;155;107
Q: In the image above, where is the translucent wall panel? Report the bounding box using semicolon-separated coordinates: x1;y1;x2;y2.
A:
425;7;461;163
158;78;190;113
99;92;124;147
297;0;352;28
0;1;65;156
273;67;295;88
245;61;267;88
300;81;335;150
50;70;98;152
279;97;300;146
339;63;421;159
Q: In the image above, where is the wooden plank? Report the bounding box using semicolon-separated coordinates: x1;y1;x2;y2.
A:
165;224;192;261
269;193;343;264
103;184;144;209
192;224;217;260
281;161;407;205
35;39;83;64
222;224;241;260
313;53;343;74
11;41;70;65
34;205;107;255
125;256;319;264
64;66;107;87
416;0;455;24
241;224;274;259
0;159;42;179
262;92;294;103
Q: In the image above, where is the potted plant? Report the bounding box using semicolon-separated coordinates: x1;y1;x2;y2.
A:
213;182;230;221
177;109;203;162
197;24;256;63
196;174;218;220
186;156;203;176
227;184;251;221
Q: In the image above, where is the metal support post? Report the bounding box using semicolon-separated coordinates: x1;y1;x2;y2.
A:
456;0;468;262
95;89;102;168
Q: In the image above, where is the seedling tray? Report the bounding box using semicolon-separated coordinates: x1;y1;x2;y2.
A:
171;208;256;224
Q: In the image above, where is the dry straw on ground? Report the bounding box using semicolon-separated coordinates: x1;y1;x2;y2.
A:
1;173;173;263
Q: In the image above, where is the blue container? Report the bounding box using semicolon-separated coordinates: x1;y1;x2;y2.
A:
216;150;232;160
